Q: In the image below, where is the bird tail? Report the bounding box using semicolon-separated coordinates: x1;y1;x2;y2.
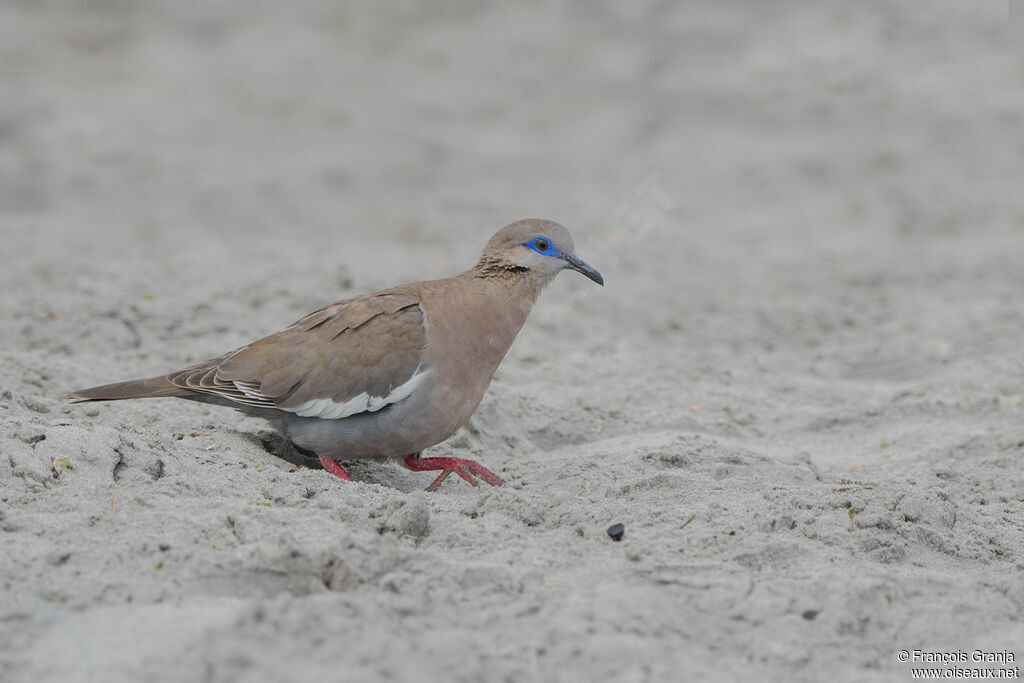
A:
64;375;188;402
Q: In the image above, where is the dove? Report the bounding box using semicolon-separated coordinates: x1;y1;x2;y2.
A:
66;219;603;491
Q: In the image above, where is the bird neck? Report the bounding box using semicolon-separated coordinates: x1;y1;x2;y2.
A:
472;254;528;280
471;255;552;305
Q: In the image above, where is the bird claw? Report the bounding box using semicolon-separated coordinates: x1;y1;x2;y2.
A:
318;455;353;481
402;453;504;491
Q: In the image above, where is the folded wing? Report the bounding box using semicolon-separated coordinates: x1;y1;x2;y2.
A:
168;292;427;419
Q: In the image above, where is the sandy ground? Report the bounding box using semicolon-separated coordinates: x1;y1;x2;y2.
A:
2;2;1023;681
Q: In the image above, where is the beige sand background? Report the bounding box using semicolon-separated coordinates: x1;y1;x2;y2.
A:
2;2;1022;681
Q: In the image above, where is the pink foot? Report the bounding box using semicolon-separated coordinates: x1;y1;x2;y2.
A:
402;453;504;492
318;454;353;482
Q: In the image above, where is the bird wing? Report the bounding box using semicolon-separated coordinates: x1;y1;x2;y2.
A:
168;291;428;419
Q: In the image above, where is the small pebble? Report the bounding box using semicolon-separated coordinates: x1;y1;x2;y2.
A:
607;523;625;541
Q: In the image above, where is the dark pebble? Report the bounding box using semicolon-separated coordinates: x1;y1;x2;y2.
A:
802;609;819;621
607;523;625;541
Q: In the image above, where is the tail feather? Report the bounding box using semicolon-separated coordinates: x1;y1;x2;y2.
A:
64;375;189;402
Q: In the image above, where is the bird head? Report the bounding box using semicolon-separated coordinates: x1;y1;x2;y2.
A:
478;218;604;286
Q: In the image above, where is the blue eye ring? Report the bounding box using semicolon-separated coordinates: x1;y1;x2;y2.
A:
525;236;560;256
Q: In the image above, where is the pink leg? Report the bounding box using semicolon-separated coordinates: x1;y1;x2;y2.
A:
318;454;353;482
402;452;503;492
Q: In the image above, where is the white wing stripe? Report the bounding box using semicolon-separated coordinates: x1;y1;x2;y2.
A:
289;368;427;420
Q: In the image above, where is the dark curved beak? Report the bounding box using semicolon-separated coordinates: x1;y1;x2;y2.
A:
562;253;604;286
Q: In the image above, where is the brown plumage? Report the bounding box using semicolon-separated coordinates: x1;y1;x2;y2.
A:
67;218;604;490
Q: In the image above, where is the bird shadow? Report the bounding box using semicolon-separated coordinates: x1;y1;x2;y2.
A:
237;428;423;491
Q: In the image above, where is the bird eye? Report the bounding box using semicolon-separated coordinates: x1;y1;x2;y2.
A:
524;236;558;256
